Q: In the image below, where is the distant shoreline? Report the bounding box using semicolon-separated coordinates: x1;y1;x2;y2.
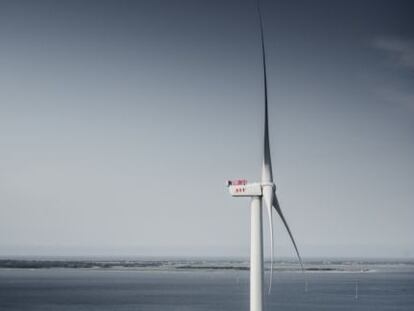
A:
1;258;412;272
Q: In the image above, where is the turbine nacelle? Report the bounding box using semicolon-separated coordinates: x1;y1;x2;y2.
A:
226;180;274;197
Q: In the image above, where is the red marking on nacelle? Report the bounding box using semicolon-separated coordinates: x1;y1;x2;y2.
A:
230;179;247;186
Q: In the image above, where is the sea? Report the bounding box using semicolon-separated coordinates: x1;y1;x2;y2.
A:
0;258;413;310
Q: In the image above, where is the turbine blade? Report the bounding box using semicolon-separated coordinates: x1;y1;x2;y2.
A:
273;194;304;273
262;187;274;294
257;0;273;183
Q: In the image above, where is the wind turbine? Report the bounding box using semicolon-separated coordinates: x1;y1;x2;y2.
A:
226;2;304;311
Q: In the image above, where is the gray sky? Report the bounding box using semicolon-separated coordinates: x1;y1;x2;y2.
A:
1;0;413;258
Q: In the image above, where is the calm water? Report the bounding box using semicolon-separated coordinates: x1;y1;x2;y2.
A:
0;268;413;310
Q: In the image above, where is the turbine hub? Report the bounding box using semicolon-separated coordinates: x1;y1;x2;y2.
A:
261;182;275;191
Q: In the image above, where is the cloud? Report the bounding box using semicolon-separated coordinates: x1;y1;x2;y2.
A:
376;87;414;113
371;37;414;113
373;37;414;70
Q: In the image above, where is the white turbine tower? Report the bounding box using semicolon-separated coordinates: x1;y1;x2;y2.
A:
226;2;304;311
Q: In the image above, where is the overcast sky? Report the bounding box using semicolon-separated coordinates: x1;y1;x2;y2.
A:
1;0;413;258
